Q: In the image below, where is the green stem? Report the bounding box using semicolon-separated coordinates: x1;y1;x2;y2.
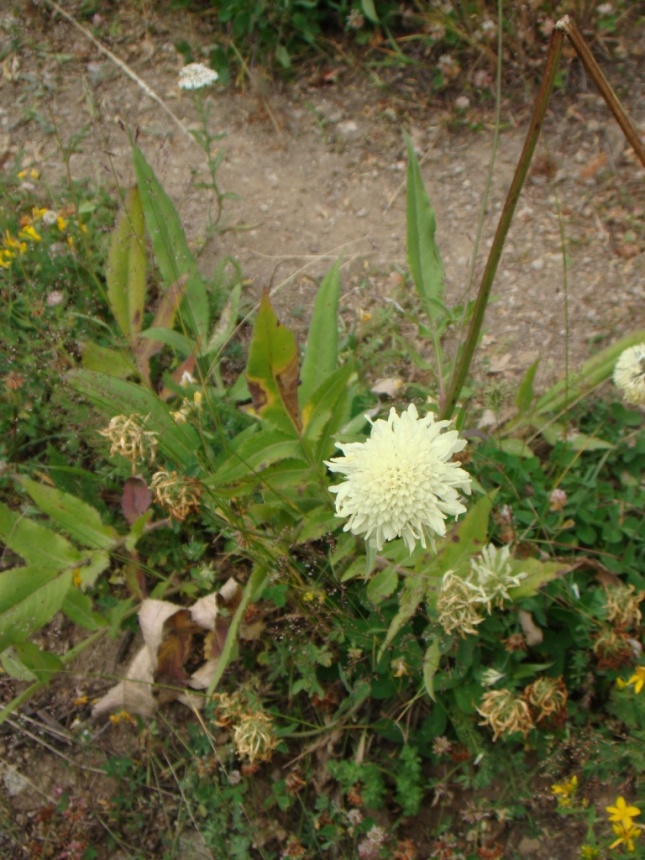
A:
206;565;267;696
440;26;564;421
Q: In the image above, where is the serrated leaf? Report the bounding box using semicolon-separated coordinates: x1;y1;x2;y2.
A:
106;186;146;341
299;260;341;407
0;567;73;652
18;477;119;551
405;133;444;325
0;503;82;570
246;290;302;434
131;144;208;342
515;358;540;412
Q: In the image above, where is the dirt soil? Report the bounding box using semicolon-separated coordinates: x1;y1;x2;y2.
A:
1;3;644;859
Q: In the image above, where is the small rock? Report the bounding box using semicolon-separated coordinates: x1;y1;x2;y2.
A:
336;120;359;137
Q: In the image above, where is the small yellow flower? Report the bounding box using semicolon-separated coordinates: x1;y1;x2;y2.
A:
606;796;641;828
551;775;578;808
56;215;68;231
30;168;39;179
19;224;42;242
579;845;599;859
609;821;641;852
17;169;27;179
67;235;75;248
32;207;49;220
0;251;12;268
5;230;20;249
626;667;645;694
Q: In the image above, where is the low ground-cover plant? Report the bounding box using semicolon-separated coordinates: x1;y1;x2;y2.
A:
1;13;645;860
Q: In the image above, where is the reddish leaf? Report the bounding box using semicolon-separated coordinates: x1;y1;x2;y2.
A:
121;476;152;524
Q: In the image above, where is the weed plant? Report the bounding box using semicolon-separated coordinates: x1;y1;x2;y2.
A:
1;8;645;860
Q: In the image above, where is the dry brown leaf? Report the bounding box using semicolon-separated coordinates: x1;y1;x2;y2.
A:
92;578;243;719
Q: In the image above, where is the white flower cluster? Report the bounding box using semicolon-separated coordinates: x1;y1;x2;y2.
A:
178;62;219;91
326;404;471;553
613;343;645;407
467;543;528;611
437;544;527;636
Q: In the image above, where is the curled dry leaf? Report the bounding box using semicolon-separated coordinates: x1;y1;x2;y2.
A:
92;578;243;719
518;609;543;646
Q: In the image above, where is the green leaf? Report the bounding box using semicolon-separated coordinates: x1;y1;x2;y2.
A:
426;493;494;585
405;132;444;324
0;503;82;571
533;328;645;418
138;326;195;356
508;559;569;601
208;428;307;486
423;637;441;702
62;589;107;631
80;342;136;379
205;283;242;356
246;290;302;434
378;575;427;662
67;370;200;467
13;642;63;683
515;358;539;412
131;144;208;342
0;566;73;652
301;362;354;462
361;0;379;23
541;425;614;451
17;477;119;551
299;260;341;407
106;186;146;342
367;567;398;605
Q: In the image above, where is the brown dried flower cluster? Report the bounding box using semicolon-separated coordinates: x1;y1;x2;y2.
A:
151;470;202;520
605;583;644;631
524;676;568;724
99;414;158;472
436;570;485;637
212;692;278;764
476;688;534;741
593;628;638;670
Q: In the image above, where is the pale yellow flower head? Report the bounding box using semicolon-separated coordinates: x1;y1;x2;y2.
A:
326;404;471;553
613;343;645;406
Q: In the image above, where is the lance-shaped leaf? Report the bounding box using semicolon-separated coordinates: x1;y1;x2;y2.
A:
133;275;189;385
0;502;82;571
246;290;302;435
106;186;146;342
299;260;341;408
405;132;445;325
131;144;209;343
